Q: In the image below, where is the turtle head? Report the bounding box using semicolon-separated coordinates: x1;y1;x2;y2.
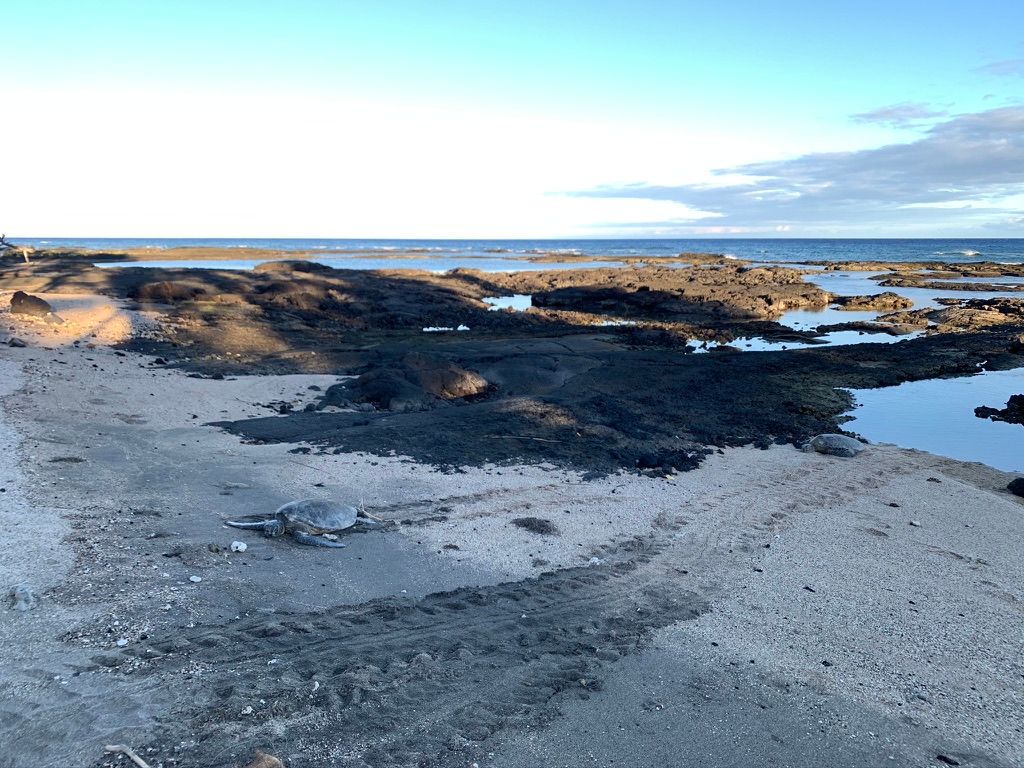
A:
263;517;287;537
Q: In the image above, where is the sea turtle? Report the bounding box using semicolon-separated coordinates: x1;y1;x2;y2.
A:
225;499;380;548
801;433;865;458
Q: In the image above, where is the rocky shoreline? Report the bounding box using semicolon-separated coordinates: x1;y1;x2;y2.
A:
6;248;1024;473
2;248;1023;768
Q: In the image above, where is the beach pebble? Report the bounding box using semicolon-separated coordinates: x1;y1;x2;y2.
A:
116;638;129;647
7;337;27;348
909;520;922;527
189;575;203;583
230;540;248;553
8;584;38;611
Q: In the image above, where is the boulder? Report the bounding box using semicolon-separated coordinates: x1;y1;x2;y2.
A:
402;353;489;399
10;291;53;318
324;355;489;413
1007;478;1024;498
349;369;435;413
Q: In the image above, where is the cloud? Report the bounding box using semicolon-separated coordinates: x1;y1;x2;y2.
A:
979;58;1024;77
851;102;946;128
573;106;1024;233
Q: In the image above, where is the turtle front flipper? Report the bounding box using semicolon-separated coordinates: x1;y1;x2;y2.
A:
292;530;347;548
225;519;271;530
226;518;285;537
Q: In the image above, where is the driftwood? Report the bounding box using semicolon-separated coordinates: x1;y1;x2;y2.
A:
0;234;29;262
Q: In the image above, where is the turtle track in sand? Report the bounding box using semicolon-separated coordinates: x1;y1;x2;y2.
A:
131;542;708;768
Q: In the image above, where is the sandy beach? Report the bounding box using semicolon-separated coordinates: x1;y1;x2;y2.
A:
1;255;1022;768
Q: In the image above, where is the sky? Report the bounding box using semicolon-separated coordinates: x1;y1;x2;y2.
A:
2;0;1022;238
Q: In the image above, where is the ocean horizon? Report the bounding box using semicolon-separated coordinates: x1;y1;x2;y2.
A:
14;236;1024;264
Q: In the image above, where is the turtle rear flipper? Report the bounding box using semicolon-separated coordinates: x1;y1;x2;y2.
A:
292;530;347;548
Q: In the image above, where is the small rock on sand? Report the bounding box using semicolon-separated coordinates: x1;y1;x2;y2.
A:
6;337;27;348
8;584;38;611
511;517;559;535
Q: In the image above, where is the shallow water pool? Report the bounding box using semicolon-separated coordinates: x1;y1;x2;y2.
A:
845;367;1024;472
807;271;1014;310
483;295;533;311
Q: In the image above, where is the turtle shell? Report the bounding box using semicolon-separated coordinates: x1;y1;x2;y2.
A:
277;499;359;533
806;434;864;457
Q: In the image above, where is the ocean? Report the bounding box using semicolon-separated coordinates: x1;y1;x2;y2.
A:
16;237;1024;266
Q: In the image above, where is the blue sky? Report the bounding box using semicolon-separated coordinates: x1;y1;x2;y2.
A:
3;1;1022;237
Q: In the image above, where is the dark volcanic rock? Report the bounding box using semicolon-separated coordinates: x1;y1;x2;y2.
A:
527;265;829;322
10;290;53;317
1007;478;1024;497
511;517;559;535
974;394;1024;425
217;329;1024;473
402;353;489;399
815;321;917;336
10;247;1024;474
345;370;435;413
832;292;914;311
933;299;1024;331
252;260;337;275
129;280;209;303
321;354;489;413
880;298;1024;333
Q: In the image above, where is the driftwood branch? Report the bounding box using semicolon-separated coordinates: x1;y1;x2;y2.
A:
0;234;28;262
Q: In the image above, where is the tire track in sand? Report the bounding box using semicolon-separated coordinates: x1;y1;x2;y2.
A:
128;542;707;768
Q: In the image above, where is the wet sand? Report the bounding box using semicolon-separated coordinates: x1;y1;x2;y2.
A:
1;254;1023;768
